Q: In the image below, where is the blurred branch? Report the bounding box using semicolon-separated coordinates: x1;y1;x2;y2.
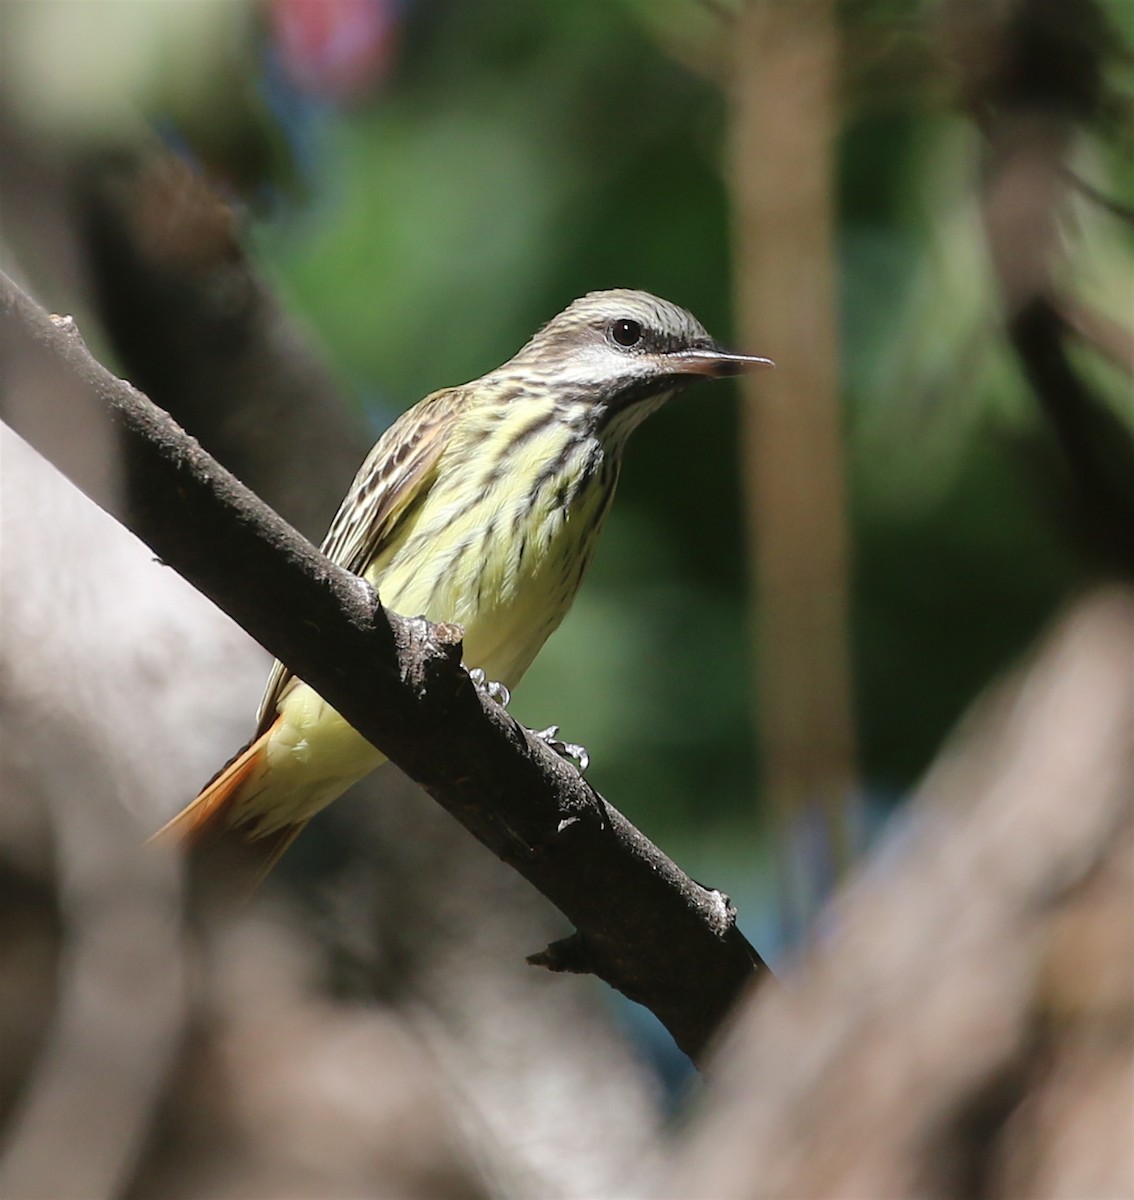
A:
0;268;769;1064
671;587;1134;1197
1063;168;1134;227
73;149;370;541
729;0;858;929
965;0;1134;576
1007;299;1134;572
1061;298;1134;381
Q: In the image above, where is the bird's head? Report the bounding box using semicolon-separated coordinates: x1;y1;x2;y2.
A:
498;288;772;439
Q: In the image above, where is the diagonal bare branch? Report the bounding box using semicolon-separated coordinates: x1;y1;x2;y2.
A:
0;267;770;1064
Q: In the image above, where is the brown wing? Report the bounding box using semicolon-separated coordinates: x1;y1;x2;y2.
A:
254;387;461;734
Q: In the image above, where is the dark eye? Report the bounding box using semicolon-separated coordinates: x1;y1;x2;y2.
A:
611;318;642;347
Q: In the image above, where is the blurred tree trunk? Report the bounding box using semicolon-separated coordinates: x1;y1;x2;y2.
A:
729;0;857;933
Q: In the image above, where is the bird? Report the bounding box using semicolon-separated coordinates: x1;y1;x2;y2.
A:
154;288;772;878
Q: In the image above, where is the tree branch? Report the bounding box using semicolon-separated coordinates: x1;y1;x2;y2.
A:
1007;299;1134;574
965;0;1134;578
0;267;769;1063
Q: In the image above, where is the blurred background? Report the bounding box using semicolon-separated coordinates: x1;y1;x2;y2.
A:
1;1;1131;1196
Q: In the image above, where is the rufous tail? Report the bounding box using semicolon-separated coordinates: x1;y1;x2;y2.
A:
151;719;308;886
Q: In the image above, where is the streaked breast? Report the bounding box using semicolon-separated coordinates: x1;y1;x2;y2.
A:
372;403;618;686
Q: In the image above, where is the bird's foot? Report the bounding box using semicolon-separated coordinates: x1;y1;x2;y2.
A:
532;725;590;773
469;667;511;709
467;669;588;772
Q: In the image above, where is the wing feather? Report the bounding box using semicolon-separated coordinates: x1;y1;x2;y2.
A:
255;388;461;733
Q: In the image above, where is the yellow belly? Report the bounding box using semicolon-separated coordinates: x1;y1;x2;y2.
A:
235;437;613;835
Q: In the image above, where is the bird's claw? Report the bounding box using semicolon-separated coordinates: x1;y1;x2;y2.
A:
469;667;511;708
532;725;590;773
467;670;588;771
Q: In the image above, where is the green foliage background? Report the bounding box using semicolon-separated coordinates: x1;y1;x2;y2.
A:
242;0;1134;894
246;0;1132;874
252;3;760;849
12;0;1130;925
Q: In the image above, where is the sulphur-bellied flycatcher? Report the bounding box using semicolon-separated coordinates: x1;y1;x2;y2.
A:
155;289;772;874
